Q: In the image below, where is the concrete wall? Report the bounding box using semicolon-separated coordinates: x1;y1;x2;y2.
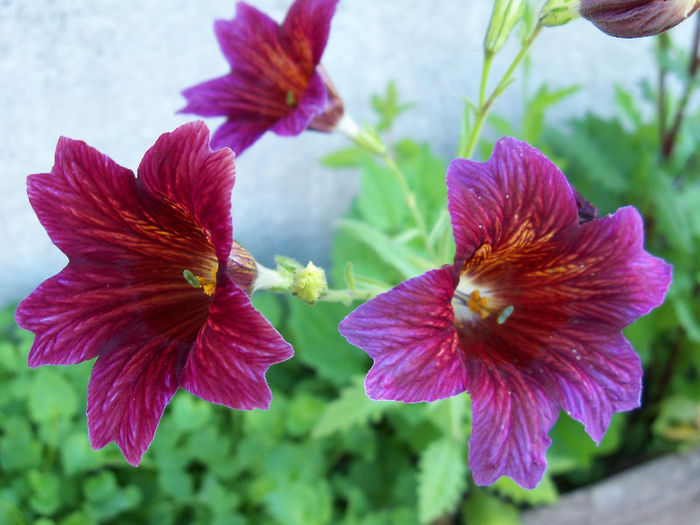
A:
0;1;692;305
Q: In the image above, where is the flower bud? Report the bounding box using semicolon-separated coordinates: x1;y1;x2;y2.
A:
539;0;580;26
485;0;525;54
226;241;258;293
579;0;700;38
292;262;328;305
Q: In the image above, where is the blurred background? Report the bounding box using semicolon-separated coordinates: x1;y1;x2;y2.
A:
0;0;687;306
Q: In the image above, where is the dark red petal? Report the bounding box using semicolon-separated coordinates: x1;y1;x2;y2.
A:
87;332;187;466
282;0;340;65
447;137;578;265
137;121;235;263
16;263;210;368
271;71;328;136
465;356;558;488
210;119;270;156
215;4;313;94
180;276;293;410
339;267;468;402
26;129;220;270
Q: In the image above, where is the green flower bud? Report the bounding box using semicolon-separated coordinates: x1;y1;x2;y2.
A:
485;0;525;54
539;0;581;26
580;0;700;38
292;262;328;305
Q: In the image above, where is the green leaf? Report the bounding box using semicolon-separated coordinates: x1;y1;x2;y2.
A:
320;147;369;168
336;219;427;280
417;438;467;524
371;81;415;132
547;412;625;473
170;393;213;433
60;431;102;476
461;489;520;525
492;472;558;504
251;292;284;327
356;160;407;232
0;417;42;472
27;470;61;516
395;140;447;228
264;481;332;525
286;392;325;437
522;84;580;144
313;378;392;437
287;300;370;386
27;368;78;423
83;472;141;520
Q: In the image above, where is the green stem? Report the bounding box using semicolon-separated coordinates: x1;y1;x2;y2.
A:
458;23;543;159
381;152;437;260
319;288;382;305
661;14;700;159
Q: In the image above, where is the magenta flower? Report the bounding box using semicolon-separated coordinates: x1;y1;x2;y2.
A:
179;0;343;155
339;138;672;488
16;121;293;466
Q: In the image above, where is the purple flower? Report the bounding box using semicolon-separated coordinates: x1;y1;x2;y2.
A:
16;121;293;466
339;137;672;488
179;0;343;155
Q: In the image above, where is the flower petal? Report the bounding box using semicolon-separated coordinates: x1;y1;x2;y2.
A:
87;332;187;466
447;137;578;265
465;355;558;488
282;0;340;65
180;275;294;410
215;3;313;95
339;267;467;402
16;263;210;368
271;71;327;136
137;120;235;262
210;119;271;156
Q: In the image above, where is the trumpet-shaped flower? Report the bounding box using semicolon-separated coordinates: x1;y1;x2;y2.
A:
16;121;293;466
180;0;343;155
339;138;672;488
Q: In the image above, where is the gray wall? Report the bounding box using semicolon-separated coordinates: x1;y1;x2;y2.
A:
0;1;690;306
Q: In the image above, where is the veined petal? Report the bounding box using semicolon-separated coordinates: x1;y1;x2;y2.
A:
17;263;210;368
271;71;327;136
87;332;187;466
181;275;294;410
447;137;578;265
25;129;220;270
211;119;271;156
282;0;340;65
215;3;312;95
339;267;467;402
137;121;235;262
465;354;558;489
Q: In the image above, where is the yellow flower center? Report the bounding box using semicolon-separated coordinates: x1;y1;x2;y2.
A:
183;267;218;296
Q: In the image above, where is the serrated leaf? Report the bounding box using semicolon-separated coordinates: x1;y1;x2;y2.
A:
417;438;467;524
312;378;391;437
